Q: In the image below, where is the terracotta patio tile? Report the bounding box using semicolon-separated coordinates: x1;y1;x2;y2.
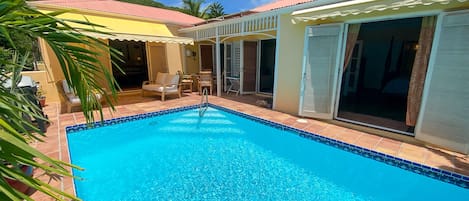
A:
45;125;58;132
425;152;455;170
398;143;429;164
30;191;56;201
354;133;382;150
315;126;340;139
62;176;75;190
59;114;74;121
332;128;363;144
304;122;327;134
453;157;469;175
28;93;469;199
281;117;299;126
36;143;60;154
375;138;402;156
291;121;310;130
34;170;62;188
38;137;59;145
59;120;76;127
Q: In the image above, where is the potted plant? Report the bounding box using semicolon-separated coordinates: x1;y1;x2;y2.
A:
4;164;34;194
36;83;46;107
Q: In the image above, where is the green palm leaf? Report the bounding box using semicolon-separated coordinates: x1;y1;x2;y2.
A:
0;0;122;200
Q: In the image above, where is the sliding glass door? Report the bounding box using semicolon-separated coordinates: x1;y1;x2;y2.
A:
258;39;276;94
336;17;434;134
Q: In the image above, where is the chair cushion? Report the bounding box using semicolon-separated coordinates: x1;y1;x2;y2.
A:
155;73;168;85
62;80;74;94
142;84;163;91
165;74;180;85
143;84;178;92
66;94;81;104
66;93;102;104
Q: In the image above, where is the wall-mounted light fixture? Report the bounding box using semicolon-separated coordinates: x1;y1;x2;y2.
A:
185;49;196;59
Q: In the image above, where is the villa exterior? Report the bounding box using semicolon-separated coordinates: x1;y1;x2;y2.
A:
29;0;469;154
28;0;203;104
290;0;469;154
180;0;469;154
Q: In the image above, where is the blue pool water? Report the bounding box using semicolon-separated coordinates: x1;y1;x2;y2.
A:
68;107;469;201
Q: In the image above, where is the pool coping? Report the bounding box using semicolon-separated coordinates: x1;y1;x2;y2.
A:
66;103;469;189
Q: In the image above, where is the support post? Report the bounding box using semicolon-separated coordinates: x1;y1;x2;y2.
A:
216;28;222;96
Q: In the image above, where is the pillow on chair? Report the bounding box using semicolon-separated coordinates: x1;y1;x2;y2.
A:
61;80;102;103
155;72;168;85
62;80;74;94
165;74;180;86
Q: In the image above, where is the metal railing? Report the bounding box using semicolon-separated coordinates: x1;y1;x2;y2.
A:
199;88;209;117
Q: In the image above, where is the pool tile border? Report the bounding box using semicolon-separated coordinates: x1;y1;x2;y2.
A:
66;104;200;133
66;103;469;189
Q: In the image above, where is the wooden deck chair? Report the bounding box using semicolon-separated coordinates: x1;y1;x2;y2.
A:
56;80;102;113
198;71;213;95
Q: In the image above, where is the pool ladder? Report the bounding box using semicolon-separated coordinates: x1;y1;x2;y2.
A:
199;88;209;117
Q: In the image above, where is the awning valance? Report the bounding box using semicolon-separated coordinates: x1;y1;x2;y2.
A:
292;0;468;21
83;32;194;45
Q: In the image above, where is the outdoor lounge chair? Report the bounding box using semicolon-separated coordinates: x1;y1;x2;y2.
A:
142;72;181;101
56;80;102;113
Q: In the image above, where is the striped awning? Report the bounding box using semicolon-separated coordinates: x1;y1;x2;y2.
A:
293;0;469;21
83;32;194;45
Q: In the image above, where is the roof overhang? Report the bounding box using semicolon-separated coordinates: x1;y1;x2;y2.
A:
29;1;199;27
293;0;469;21
84;32;194;45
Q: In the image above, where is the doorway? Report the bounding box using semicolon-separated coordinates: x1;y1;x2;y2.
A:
200;44;214;71
243;41;257;93
110;40;148;90
258;39;276;94
337;18;423;133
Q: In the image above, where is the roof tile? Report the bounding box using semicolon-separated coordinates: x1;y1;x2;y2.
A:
32;0;204;26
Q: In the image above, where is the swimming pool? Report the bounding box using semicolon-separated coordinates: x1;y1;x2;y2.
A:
67;104;469;200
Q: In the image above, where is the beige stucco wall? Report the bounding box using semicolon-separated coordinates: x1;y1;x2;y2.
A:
273;14;308;115
165;43;184;74
37;38;114;112
21;69;59;104
37;39;62;103
184;44;200;74
184;42;216;74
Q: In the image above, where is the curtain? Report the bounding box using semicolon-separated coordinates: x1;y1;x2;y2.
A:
343;24;361;70
406;16;437;126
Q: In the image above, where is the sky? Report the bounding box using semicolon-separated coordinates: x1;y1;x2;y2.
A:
158;0;275;14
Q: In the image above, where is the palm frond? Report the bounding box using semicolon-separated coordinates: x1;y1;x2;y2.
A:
0;0;122;200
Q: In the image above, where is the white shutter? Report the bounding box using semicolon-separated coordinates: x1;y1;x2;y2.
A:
299;24;344;119
232;41;241;77
416;11;469;154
